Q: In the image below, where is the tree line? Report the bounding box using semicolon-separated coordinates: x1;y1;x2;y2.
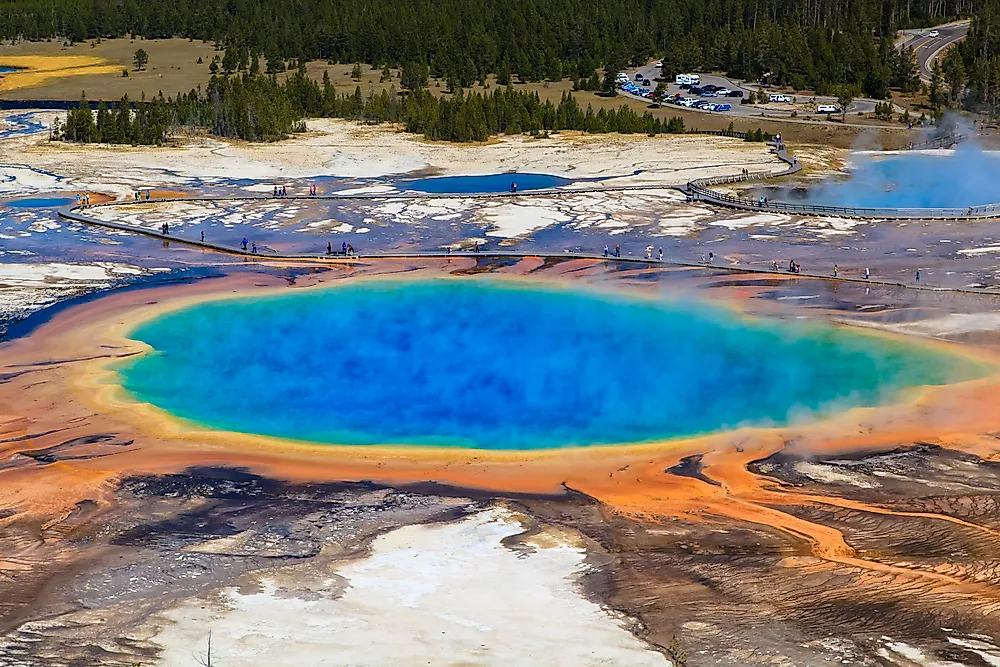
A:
56;68;696;144
0;0;972;98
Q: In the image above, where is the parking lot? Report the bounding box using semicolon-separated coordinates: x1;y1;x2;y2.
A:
616;62;885;121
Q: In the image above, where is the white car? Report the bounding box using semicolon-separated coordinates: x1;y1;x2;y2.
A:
716;88;731;95
929;30;940;37
816;104;840;114
655;61;663;68
768;94;792;103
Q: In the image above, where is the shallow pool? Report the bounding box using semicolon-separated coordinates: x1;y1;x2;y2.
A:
119;279;986;449
399;172;572;194
6;197;77;208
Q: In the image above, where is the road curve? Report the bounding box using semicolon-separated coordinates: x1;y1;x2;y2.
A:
898;20;970;82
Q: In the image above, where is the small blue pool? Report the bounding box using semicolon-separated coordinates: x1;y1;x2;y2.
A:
0;67;17;74
6;197;77;208
400;172;572;194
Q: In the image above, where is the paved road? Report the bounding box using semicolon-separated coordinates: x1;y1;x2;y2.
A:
897;20;970;81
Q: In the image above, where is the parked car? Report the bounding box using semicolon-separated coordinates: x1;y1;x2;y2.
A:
679;83;692;89
715;88;731;95
713;103;732;112
929;29;940;37
694;100;712;109
675;73;701;85
689;86;703;95
701;90;718;97
725;90;744;97
701;84;720;92
655;60;663;68
642;78;651;86
768;94;792;103
635;73;644;81
816;104;840;114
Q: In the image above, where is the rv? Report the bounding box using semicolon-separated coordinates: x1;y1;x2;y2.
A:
675;73;701;86
816;104;839;114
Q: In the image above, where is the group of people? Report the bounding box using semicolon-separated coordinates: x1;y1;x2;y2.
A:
644;245;664;261
133;190;151;201
509;181;518;193
75;193;92;206
326;241;355;256
603;245;622;258
273;185;288;197
160;222;170;235
241;237;257;254
309;185;319;196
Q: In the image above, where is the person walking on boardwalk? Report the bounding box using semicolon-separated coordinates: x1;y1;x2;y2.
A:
201;230;205;242
603;245;609;257
833;264;838;277
615;245;620;258
865;267;870;280
242;237;248;251
327;241;333;255
658;248;663;261
347;243;355;256
916;270;921;281
342;241;348;255
251;241;257;254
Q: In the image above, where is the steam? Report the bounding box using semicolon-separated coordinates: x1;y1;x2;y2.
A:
803;139;1000;209
792;116;996;209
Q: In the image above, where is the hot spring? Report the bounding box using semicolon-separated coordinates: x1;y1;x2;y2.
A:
801;145;1000;209
399;172;571;194
118;279;986;449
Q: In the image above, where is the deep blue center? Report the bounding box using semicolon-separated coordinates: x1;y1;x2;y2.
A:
118;279;984;449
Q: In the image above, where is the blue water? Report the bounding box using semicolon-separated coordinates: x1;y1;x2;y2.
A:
0;67;15;74
6;197;76;208
400;172;571;193
118;280;985;449
805;145;1000;208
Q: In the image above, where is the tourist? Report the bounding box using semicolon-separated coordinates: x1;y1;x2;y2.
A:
658;248;663;261
273;186;278;197
251;241;257;254
201;230;205;242
788;259;795;272
474;242;480;253
145;190;150;200
327;241;332;255
772;260;778;271
645;246;652;260
446;246;451;254
347;243;355;256
615;245;620;258
603;245;609;257
833;264;838;278
916;270;921;281
242;237;249;251
865;267;870;280
342;241;348;255
708;251;713;263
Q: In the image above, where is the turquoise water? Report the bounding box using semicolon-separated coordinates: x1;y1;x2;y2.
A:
400;172;571;193
7;197;77;208
118;280;985;449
